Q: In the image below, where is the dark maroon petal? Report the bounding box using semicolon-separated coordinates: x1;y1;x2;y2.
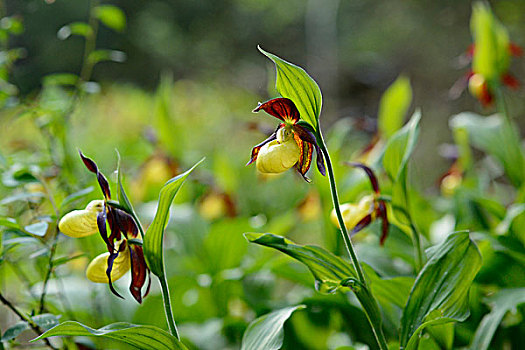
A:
346;162;380;194
129;245;147;304
253;98;300;123
293;124;326;176
349;213;373;236
377;201;389;245
114;208;139;239
294;136;313;183
107;209;122;249
97;208;111;250
106;250;124;299
247;127;279;166
79;150;111;200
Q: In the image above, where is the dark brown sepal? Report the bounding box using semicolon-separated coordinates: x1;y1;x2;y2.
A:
349;214;373;236
377;200;389;246
106;249;125;300
346;162;380;194
129;245;148;304
79;151;111;200
293;124;326;176
253;98;300;123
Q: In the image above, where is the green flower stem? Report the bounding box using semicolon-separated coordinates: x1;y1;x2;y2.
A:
158;274;180;340
400;171;423;273
317;130;388;350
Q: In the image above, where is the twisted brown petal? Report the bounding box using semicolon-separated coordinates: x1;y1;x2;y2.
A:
79;151;111;200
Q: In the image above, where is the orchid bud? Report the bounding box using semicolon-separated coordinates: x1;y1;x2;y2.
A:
256;128;300;174
331;195;375;230
58;200;104;238
86;250;131;283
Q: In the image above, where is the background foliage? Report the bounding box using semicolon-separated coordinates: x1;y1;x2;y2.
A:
0;0;524;349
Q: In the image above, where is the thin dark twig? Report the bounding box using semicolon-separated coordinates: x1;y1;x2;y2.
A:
0;292;57;350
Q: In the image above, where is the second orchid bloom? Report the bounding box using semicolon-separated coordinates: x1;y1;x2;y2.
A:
331;163;389;245
58;152;150;303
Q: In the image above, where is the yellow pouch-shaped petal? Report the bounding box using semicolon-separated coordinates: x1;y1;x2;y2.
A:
331;195;374;230
86;250;131;283
256;128;300;174
59;200;104;238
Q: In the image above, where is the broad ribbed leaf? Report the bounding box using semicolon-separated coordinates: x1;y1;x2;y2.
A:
258;46;322;130
450;112;525;187
245;233;384;336
33;321;187;350
2;314;60;341
378;75;412;139
400;232;482;350
383;110;421;182
241;305;305;350
144;159;204;277
470;288;525;350
245;232;355;294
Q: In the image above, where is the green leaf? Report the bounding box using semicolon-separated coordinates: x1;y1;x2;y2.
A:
144;159;204;277
43;73;79;87
450;112;525;187
258;46;322;130
470;288;525;350
88;49;126;65
2;314;60;341
383;110;421;182
241;305;305;350
57;22;93;40
245;232;356;294
399;231;482;349
24;222;48;237
116;151;135;216
0;217;20;230
378;75;412;139
33;321;187;350
94;5;126;32
59;186;94;210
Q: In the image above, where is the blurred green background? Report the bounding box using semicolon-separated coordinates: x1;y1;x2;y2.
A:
1;0;525;349
5;0;525;185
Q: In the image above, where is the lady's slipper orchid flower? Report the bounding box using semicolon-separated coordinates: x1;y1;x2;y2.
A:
59;200;104;237
59;151;151;303
248;97;326;182
452;3;522;107
86;248;131;283
331;163;389;245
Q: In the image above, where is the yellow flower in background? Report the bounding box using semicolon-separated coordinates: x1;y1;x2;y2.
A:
58;200;104;238
331;163;389;245
86;249;131;283
331;195;375;231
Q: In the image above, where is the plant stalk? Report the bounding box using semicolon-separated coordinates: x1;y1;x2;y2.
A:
0;292;57;350
158;274;180;340
316;130;388;350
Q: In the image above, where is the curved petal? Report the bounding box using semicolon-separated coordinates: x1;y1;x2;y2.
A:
253;98;300;123
346;162;380;194
377;200;389;245
293;124;326;176
129;245;148;303
79;151;111;200
294;134;313;182
247;126;279;166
